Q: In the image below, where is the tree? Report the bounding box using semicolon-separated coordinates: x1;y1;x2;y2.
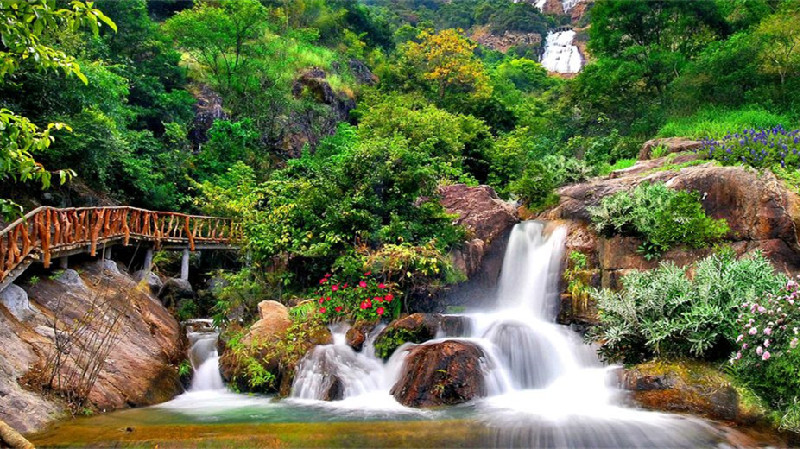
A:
755;8;800;85
0;0;116;216
401;29;492;100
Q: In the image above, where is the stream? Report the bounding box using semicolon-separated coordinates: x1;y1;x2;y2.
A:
30;222;770;448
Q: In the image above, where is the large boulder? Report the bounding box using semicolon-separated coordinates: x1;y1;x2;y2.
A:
345;320;377;352
0;284;34;321
0;263;183;433
133;270;163;295
242;300;292;346
158;278;194;308
618;361;765;424
374;313;443;359
391;340;487;407
439;184;519;307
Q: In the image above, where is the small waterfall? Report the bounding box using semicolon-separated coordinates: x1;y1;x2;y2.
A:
540;30;583;74
186;319;224;391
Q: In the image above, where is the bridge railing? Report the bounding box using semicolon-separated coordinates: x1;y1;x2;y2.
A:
0;206;242;284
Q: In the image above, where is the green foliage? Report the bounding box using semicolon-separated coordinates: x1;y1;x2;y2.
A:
178;359;192;378
374;326;423;360
589;182;729;257
589;250;786;363
312;272;399;322
509;160;555;209
598;158;636;176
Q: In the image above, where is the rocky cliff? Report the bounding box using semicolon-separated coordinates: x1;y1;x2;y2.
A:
0;261;184;433
541;141;800;325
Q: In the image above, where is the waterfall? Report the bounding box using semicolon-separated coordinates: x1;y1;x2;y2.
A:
540;30;583;74
186;319;224;391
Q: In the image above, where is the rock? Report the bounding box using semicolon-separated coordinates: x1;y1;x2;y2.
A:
345;320;377;352
0;284;34;321
97;259;121;275
348;59;378;85
158;278;194;308
540;0;564;15
391;340;487;408
639;137;703;160
374;313;442;359
471;26;542;53
133;270;163;294
619;361;755;423
242;300;292;346
439;184;518;245
188;84;227;149
54;268;85;290
0;261;183;433
439;315;472;338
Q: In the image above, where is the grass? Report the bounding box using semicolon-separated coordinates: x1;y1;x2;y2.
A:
598;158;636;176
657;108;798;139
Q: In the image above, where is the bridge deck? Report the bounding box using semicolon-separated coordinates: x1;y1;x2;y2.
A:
0;206;241;291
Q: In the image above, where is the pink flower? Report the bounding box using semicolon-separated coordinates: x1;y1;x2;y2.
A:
378;283;386;289
359;281;367;288
319;307;327;314
758;306;767;313
757;346;763;356
385;294;394;302
332;285;339;292
736;334;744;342
736;351;742;359
764;327;772;335
376;307;385;315
743;343;749;350
762;351;771;361
791;338;799;349
749;327;758;335
764;339;770;347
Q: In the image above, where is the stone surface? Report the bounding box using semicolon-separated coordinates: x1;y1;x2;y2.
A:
374;313;443;359
158;278;194;308
391;340;487;408
0;263;183;433
188;84;227;149
471;26;541;53
242;300;292;346
638;137;704;160
0;284;34;321
133;270;163;294
619;361;760;423
345;320;376;352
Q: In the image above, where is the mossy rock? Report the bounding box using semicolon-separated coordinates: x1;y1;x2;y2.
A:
374;313;442;360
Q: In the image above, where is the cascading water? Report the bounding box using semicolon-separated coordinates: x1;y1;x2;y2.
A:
540;30;583;74
187;319;224;391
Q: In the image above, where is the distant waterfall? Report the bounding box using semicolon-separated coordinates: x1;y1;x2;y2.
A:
540;30;583;74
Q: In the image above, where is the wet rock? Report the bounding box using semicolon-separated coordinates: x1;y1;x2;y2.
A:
620;361;753;423
439;315;472;338
158;278;194;308
391;340;487;407
639;137;703;160
345;320;377;352
0;284;34;321
374;313;442;359
188;84;227;149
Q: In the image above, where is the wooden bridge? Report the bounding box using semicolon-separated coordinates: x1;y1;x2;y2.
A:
0;206;242;292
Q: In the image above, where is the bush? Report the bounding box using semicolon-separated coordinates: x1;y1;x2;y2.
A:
589;250;786;363
509;160;556;209
731;277;800;410
589;182;729;258
312;272;400;322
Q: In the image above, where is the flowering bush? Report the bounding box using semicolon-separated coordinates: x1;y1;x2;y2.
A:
732;277;800;409
698;125;800;169
312;272;399;322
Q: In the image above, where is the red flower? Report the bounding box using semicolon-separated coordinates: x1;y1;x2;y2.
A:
335;306;343;313
343;283;349;288
378;283;386;289
376;307;385;315
332;285;339;292
319;307;327;314
364;271;372;276
325;273;332;278
319;278;327;284
359;281;367;288
319;297;325;304
360;301;368;310
375;296;383;303
326;296;331;302
385;294;394;302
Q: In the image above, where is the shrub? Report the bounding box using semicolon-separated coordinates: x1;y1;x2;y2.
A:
696;124;800;170
589;182;729;258
657;108;795;139
313;272;400;322
589;250;785;363
731;277;800;410
509;160;555;208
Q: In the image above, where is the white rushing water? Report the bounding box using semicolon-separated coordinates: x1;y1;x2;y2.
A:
540;30;583;74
